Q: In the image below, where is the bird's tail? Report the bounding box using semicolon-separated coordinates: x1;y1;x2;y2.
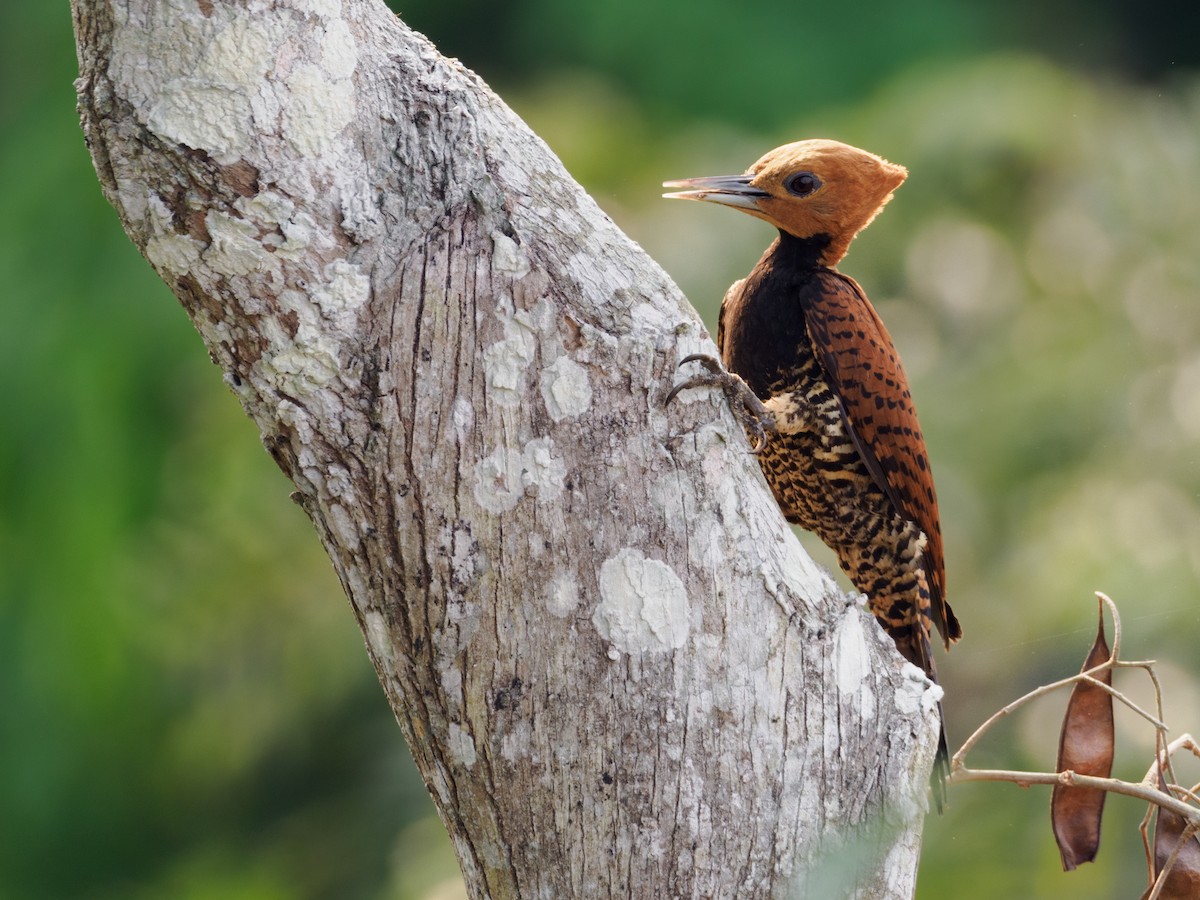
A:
932;708;949;814
893;622;949;813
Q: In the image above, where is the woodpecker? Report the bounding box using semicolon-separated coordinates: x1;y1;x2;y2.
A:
664;139;961;806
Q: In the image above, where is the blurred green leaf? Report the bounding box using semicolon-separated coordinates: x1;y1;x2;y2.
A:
6;3;1200;898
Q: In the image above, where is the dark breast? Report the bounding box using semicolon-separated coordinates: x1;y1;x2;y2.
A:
720;241;824;401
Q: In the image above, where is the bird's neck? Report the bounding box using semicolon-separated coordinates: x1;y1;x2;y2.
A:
772;230;837;270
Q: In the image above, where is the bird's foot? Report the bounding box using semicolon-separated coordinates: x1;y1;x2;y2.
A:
667;354;776;452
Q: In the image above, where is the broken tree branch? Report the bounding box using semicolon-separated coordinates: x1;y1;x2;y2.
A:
70;1;943;896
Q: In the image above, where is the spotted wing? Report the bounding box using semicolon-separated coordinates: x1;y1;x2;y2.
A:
803;271;960;646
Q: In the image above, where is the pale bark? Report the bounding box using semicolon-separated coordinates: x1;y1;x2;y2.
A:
71;1;940;896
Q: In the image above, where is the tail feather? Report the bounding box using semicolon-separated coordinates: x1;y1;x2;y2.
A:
932;713;949;814
893;623;949;813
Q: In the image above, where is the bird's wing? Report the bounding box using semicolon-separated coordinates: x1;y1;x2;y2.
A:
803;271;960;646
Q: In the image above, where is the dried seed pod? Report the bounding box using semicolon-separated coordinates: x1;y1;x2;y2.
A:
1051;611;1114;871
1143;772;1200;899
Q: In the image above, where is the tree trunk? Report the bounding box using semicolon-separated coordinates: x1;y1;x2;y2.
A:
70;1;939;896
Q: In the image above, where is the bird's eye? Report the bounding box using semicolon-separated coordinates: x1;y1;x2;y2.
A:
784;171;822;197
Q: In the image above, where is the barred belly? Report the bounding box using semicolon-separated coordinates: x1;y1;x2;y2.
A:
753;356;933;666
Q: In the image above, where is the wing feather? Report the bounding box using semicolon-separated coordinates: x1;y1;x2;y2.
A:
804;272;960;645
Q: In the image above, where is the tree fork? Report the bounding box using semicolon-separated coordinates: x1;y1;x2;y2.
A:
70;1;939;895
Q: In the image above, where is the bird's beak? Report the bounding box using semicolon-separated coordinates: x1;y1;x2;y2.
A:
662;175;768;211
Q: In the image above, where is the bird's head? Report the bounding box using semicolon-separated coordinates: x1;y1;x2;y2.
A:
663;139;907;267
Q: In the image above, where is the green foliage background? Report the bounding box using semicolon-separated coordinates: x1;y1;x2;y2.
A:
4;2;1200;897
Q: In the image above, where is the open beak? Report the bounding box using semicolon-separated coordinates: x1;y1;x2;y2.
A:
661;175;768;211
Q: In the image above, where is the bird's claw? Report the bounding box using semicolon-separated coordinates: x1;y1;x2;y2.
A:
664;354;724;404
667;354;775;452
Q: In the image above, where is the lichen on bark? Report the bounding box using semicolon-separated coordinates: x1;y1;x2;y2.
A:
71;1;939;895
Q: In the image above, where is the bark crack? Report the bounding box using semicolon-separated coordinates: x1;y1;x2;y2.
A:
71;1;936;896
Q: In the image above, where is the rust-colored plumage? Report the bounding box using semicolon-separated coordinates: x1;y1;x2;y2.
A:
665;139;962;804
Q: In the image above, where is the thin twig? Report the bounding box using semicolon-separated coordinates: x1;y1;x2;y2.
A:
952;767;1200;823
953;596;1167;769
1143;664;1172;787
1097;591;1120;661
1169;784;1200;806
1076;673;1168;730
1142;735;1200;790
1141;803;1157;891
952;663;1160;769
952;666;1105;767
953;596;1119;767
1099;592;1123;662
